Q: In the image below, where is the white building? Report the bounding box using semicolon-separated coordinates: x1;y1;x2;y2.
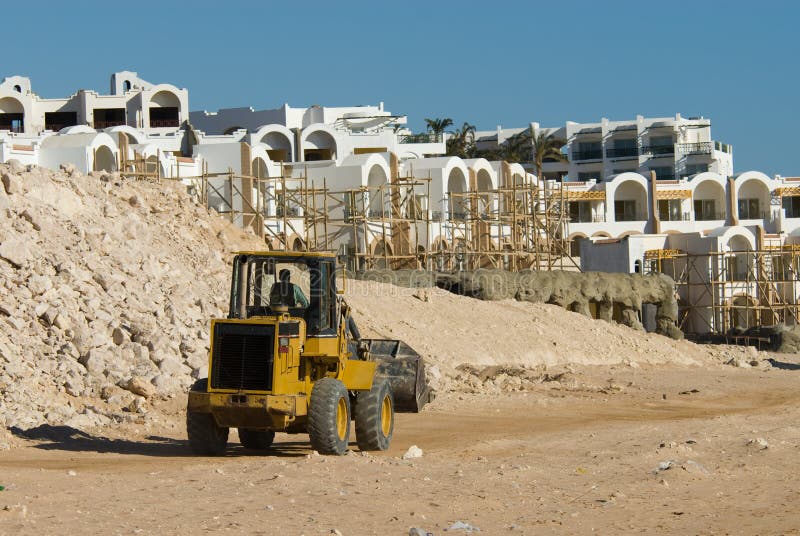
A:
0;71;446;182
0;71;188;135
476;114;733;183
0;71;194;176
561;170;800;247
6;70;800;336
190;103;446;162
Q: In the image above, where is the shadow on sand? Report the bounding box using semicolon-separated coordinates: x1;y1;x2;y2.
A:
9;424;312;458
767;358;800;371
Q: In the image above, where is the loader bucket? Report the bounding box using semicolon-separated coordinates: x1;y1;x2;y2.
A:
363;339;434;412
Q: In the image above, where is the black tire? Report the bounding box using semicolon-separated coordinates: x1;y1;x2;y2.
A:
186;378;229;456
308;378;350;455
355;379;394;451
238;429;275;450
190;378;208;392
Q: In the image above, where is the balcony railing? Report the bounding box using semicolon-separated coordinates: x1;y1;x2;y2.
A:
94;120;126;129
399;133;439;144
679;170;709;179
569;214;606;223
641;144;675;156
45;123;76;132
739;211;769;221
605;147;639;158
659;212;692;222
714;141;732;154
695;212;726;221
572;150;603;161
149;119;180;128
616;215;646;222
677;142;712;155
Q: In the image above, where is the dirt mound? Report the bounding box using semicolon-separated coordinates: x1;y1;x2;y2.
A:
344;280;722;392
0;162;263;431
359;269;683;338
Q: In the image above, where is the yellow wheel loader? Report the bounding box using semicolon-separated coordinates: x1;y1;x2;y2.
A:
186;251;433;456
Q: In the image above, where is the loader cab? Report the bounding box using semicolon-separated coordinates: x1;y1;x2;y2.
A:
228;252;339;336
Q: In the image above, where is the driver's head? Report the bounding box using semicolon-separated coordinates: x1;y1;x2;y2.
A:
279;269;291;284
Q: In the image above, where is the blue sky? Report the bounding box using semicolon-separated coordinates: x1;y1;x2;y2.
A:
3;1;798;175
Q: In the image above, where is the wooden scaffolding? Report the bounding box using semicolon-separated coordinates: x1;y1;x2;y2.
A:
119;161;575;272
445;175;577;271
645;247;800;335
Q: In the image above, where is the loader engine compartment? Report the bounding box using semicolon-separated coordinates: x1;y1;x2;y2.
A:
210;323;275;391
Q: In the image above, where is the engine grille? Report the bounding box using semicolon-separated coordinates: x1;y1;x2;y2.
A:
210;323;275;391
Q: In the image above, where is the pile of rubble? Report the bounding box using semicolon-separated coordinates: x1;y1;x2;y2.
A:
0;161;262;431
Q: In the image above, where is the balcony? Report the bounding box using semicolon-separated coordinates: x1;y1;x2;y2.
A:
94;120;126;129
677;142;712;155
399;133;438;144
641;144;675;156
695;212;726;221
569;214;606;223
572;150;603;161
714;141;732;154
738;211;769;221
616;214;647;223
44;124;71;133
149;119;180;128
659;212;692;222
606;147;639;159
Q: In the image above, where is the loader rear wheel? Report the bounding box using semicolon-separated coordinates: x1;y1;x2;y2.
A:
186;378;229;456
355;379;394;451
238;429;275;450
308;378;350;455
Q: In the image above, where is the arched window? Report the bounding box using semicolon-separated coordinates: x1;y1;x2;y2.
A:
149;90;181;128
123;80;131;92
12;85;21;93
634;259;642;273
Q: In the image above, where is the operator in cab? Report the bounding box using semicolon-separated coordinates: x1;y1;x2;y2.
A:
269;269;309;308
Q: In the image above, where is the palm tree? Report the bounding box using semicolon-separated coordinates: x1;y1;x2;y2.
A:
531;127;567;181
498;130;533;163
446;122;476;158
424;117;453;142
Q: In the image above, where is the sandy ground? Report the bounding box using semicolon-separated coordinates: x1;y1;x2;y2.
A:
2;357;800;535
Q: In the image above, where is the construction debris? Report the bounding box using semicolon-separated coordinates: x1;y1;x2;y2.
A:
0;162;257;430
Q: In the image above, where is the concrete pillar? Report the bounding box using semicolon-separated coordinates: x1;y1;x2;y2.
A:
294;128;303;162
728;176;739;225
650;170;660;234
240;142;262;238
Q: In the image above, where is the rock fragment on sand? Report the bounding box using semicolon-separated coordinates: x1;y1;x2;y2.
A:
402;445;424;460
747;437;769;450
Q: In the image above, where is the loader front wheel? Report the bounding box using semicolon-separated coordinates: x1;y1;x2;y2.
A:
238;429;275;450
355;379;394;451
308;378;350;455
187;411;229;456
186;378;228;456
